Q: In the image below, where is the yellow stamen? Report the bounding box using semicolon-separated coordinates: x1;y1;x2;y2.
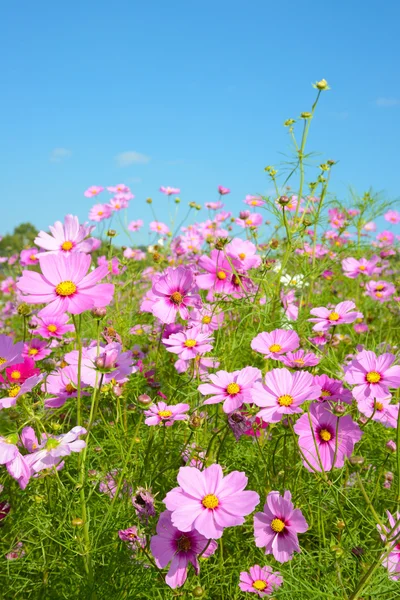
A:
28;348;39;356
278;394;293;407
10;370;21;380
61;241;73;251
65;383;76;393
216;271;226;280
227;382;241;395
158;410;172;418
359;265;366;271
271;518;285;532
238;253;246;260
47;324;57;333
184;339;197;348
319;429;332;441
269;344;282;352
170;291;183;305
328;312;340;321
202;315;211;324
0;357;6;366
375;402;384;411
366;371;381;383
56;281;77;297
8;384;21;398
253;580;267;591
321;390;331;397
202;494;219;509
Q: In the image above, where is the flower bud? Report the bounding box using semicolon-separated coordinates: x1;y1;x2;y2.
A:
107;229;117;237
300;112;312;119
175;197;181;204
386;440;396;453
72;518;84;526
17;303;32;317
336;520;345;530
313;79;330;90
278;195;290;206
348;455;365;470
91;307;107;318
146;197;152;204
192;586;205;597
138;394;153;406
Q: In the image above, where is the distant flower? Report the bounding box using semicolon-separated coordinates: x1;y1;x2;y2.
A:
294;403;363;471
84;186;104;198
384;210;400;224
376;230;395;246
107;183;130;193
22;339;51;362
239;564;283;597
364;221;376;232
198;367;261;413
225;238;262;271
31;313;74;339
164;464;259;539
309;301;362;332
280;273;308;288
236;213;263;228
279;349;320;369
251;368;321;423
132;487;156;521
144;401;190;426
150;221;170;235
151;510;217;589
251;329;300;359
108;196;129;211
89;203;112;222
20;247;41;266
128;219;144;232
218;185;230;195
313;374;352;404
163;327;213;360
244;195;265;207
254;490;308;563
365;280;396;302
118;526;146;549
160;186;180;196
0;335;23;371
344;350;400;401
341;257;379;279
34;214;95;255
187;304;224;333
25;426;87;473
358;396;398;428
150;266;201;324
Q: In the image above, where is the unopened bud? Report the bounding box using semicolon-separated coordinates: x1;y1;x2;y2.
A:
107;229;117;237
300;112;312;119
349;456;364;470
92;307;107;318
146;198;152;204
192;586;205;597
138;394;152;406
386;440;396;453
17;303;32;317
72;518;84;527
278;195;290;206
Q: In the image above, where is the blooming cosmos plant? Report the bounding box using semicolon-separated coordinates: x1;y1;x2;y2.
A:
239;565;283;597
144;401;190;426
198;366;261;413
251;329;300;359
344;350;400;402
308;301;362;332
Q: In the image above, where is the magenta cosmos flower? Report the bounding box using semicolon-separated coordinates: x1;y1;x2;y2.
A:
251;329;300;359
254;491;308;563
198;367;261;413
20;247;41;266
196;250;233;295
344;350;400;402
164;464;259;539
17;253;114;318
0;335;23;371
278;349;320;369
32;313;74;339
163;327;213;360
22;339;51;362
251;368;321;423
308;301;362;332
150;266;201;324
34;214;95;255
239;565;283;597
151;510;217;589
218;185;230;195
144;401;190;426
313;374;352;404
294;403;363;472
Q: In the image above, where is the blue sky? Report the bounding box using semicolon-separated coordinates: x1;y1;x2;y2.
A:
1;0;399;245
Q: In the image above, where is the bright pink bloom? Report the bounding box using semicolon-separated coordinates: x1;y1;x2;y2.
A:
294;403;363;471
150;266;201;324
341;256;379;279
196;250;233;294
128;219;144;232
344;350;400;401
244;195;265;207
107;183;130;193
225;238;261;271
313;374;352;404
384;210;400;224
108;196;129;211
1;357;40;385
25;426;87;473
198;367;261;413
144;401;190;426
187;305;224;333
42;365;88;408
17;253;114;317
84;185;104;198
251;329;300;359
150;510;217;589
279;349;320;369
32;313;74;339
160;186;180;196
239;565;283;597
251;368;321;423
88;203;112;222
34;214;95;255
164;464;259;539
150;221;170;235
236;212;263;228
377;230;395;246
163;327;213;360
218;185;230;195
20;247;40;266
22;339;51;362
0;335;23;371
365;280;396;302
0;374;42;410
377;511;400;580
254;491;308;563
308;301;362;332
358;396;399;428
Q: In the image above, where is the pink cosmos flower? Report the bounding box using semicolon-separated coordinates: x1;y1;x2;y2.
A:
377;230;395;246
251;368;321;423
205;201;224;210
344;350;400;401
225;238;262;271
358;396;399;428
196;250;233;295
22;339;51;362
160;186;180;196
150;266;201;324
144;401;190;426
107;183;130;193
118;526;146;549
88;203;112;222
25;426;87;473
128;219;144;232
164;464;259;539
34;214;95;255
187;304;224;333
254;491;308;563
251;329;300;359
341;256;379;279
31;313;74;339
313;374;352;404
308;301;362;332
150;221;170;235
294;403;363;472
65;342;136;386
163;327;214;360
0;435;31;489
239;565;283;597
0;335;23;371
1;277;16;294
218;185;230;195
20;247;40;266
108;196;129;211
150;510;217;589
244;195;265;207
365;280;396;302
17;252;114;317
236;213;263;228
384;210;400;224
198;367;261;413
42;365;88;408
280;289;299;321
377;510;400;580
0;357;40;386
278;349;320;369
84;185;104;198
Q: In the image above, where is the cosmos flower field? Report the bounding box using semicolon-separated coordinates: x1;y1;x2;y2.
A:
1;82;400;599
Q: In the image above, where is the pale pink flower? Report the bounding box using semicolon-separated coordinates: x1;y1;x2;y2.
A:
150;221;170;235
144;401;190;426
163;327;213;360
128;219;144;232
84;185;104;198
160;186;180;195
384;210;400;224
89;203;112;222
344;350;400;401
34;214;95;255
198;367;261;413
251;329;300;359
308;301;362;332
239;564;283;597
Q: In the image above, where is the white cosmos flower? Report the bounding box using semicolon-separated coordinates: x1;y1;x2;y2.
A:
280;273;309;288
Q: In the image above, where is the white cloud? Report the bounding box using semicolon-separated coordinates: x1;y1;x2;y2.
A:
115;151;151;167
376;97;400;107
50;147;72;163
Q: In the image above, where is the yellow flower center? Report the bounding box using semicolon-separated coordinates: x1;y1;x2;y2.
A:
319;429;332;441
366;371;381;383
216;271;226;280
328;312;340;321
376;292;383;298
98;211;103;216
202;315;211;324
269;344;282;352
61;241;73;251
238;253;246;260
29;254;38;261
8;384;21;398
177;535;192;552
170;291;183;305
253;580;267;591
65;383;76;393
251;200;258;205
375;284;385;291
321;389;331;397
47;324;58;333
0;357;6;366
375;402;384;411
293;358;305;365
202;494;219;509
184;339;197;348
10;370;21;380
56;281;77;296
28;348;39;356
158;410;172;418
271;518;285;533
226;382;241;395
278;394;293;407
245;219;252;225
359;265;366;271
